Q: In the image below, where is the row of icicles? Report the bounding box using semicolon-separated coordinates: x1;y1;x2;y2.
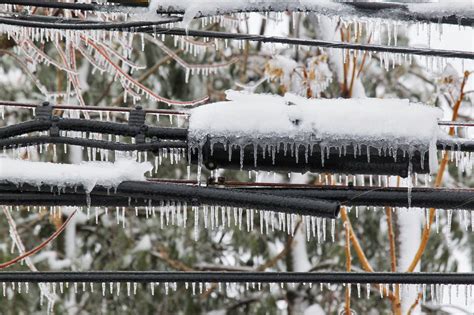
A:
4;205;473;242
0;12;463;80
0;281;473;306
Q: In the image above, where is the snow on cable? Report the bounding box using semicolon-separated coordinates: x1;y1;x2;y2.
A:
148;0;474;27
0;158;152;192
188;90;443;173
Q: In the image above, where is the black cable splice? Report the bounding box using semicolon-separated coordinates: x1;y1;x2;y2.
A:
129;105;146;144
0;182;341;219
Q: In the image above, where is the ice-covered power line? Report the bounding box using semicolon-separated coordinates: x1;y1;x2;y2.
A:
1;99;473;177
1;181;473;211
2;0;473;26
150;0;474;26
0;15;183;31
0;16;473;60
0;100;189;116
144;27;474;60
0;271;472;285
2;100;473;127
0;0;148;11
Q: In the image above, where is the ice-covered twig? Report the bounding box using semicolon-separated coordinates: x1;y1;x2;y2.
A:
1;207;76;311
82;35;209;106
0;208;77;269
146;34;238;83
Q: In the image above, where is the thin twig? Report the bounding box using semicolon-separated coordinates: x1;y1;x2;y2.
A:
0;209;77;269
344;217;352;315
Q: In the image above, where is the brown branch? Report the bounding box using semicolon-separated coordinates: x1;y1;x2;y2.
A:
152;245;193;272
0;210;77;269
257;220;302;271
357;33;373;78
406;71;470;273
110;54;174;106
407;293;423;315
340;208;373;272
344;218;352;315
341;208;398;302
386;207;402;315
347;52;358;98
385;208;397;272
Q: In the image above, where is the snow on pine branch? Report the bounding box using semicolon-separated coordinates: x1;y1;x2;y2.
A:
188;90;443;172
0;158;152;192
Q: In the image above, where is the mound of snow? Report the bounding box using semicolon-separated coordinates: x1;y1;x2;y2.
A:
0;158;152;192
189;90;443;172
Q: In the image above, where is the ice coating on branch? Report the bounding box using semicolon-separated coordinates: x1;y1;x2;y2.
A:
265;55;333;97
0;157;152;192
188;90;443;173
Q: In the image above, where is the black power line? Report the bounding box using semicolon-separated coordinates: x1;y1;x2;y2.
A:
0;271;471;285
0;15;472;60
3;100;474;127
242;186;474;211
2;0;472;26
1;182;473;211
144;27;474;60
0;15;182;30
0;0;147;11
1;103;472;177
0;181;341;219
154;2;474;27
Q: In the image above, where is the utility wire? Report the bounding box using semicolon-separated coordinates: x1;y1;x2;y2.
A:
2;101;474;127
0;114;472;154
0;15;182;30
0;15;472;60
0;181;341;219
144;27;474;60
0;271;471;285
1;182;473;211
0;0;147;11
0;100;189;116
154;2;474;27
0;136;187;151
2;0;472;26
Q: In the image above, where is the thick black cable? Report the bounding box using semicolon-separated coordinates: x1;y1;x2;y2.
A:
143;27;474;60
1;182;473;211
243;186;474;211
0;120;472;152
0;100;189;116
0;0;147;11
153;2;474;27
0;136;187;151
0;119;187;140
0;182;341;219
0;271;471;285
0;15;182;30
437;139;474;153
2;1;472;26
